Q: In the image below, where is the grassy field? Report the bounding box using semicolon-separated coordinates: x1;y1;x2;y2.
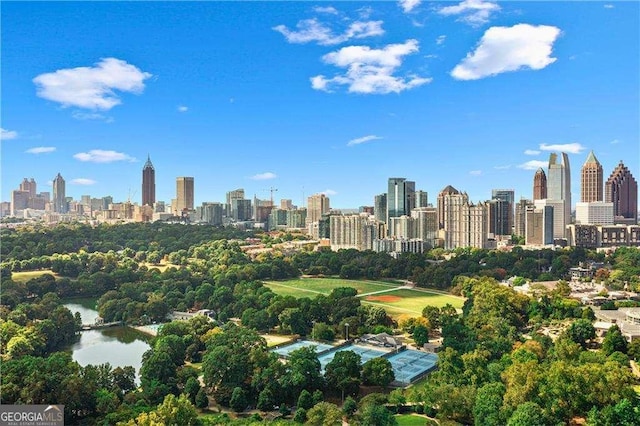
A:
261;334;296;347
263;277;400;297
264;278;464;318
395;414;431;426
10;270;58;283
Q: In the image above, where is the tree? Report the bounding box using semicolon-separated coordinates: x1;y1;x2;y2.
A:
195;388;209;410
413;324;429;347
297;389;314;410
564;319;596;349
342;396;357;418
362;357;395;387
360;404;398;426
184;377;201;404
602;325;628;355
507;402;546;426
312;322;335;341
324;350;361;400
124;393;198;426
229;387;247;413
473;382;506;426
421;305;441;329
284;346;323;395
293;407;307;423
305;402;342;426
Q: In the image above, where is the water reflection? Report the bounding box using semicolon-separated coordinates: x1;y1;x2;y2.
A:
64;299;151;378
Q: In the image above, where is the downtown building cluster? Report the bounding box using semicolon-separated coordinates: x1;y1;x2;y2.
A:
3;152;638;252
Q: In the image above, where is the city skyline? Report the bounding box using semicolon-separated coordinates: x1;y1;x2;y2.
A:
2;1;639;208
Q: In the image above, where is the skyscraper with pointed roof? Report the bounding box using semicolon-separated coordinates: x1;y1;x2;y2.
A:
52;173;67;213
581;150;603;202
533;168;547;200
605;161;638;224
142;155;156;206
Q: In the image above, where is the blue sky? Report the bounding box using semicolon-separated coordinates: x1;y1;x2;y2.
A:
2;1;638;208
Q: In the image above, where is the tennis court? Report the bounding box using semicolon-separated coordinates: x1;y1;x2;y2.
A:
318;344;388;370
271;340;335;358
386;349;438;384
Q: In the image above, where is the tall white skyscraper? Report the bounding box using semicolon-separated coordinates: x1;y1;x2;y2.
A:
546;152;571;237
52;173;67;213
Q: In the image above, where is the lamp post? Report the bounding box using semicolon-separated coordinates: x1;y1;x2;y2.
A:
345;323;349;341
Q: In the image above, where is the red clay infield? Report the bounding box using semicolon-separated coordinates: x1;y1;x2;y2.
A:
365;295;402;302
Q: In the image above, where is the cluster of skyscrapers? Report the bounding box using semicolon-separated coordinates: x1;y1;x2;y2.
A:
4;150;638;252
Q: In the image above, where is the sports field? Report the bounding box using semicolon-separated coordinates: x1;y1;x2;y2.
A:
263;278;464;317
263;277;400;297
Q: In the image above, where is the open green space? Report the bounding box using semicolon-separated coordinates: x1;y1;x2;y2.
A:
395;414;431;426
263;277;401;297
263;278;464;318
10;269;58;283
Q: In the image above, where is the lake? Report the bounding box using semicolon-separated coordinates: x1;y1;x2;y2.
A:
64;298;152;378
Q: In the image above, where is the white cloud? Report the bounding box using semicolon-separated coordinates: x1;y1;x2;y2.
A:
604;4;614;9
436;35;446;45
25;146;56;154
494;165;511;170
71;178;97;185
524;149;541;155
539;142;585;154
273;18;384;46
518;160;548;170
33;58;152;110
313;6;338;14
74;149;136;163
347;135;382;146
610;139;619;144
469;170;482;176
321;189;337;196
451;24;561;80
250;172;277;180
399;0;421;13
178;105;189;112
0;128;18;140
311;39;432;94
438;0;500;26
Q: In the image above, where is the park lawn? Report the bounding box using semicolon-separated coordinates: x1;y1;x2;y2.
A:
11;269;58;283
362;288;464;316
263;277;401;297
395;414;430;425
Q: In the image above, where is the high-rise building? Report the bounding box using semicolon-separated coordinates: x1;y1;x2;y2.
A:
387;178;416;226
412;207;438;248
534;199;565;239
10;190;29;216
306;193;330;225
330;213;380;251
201;202;224;225
526;205;554;246
52;173;67;213
20;178;36;199
231;199;252;221
438;185;469;249
605;161;638;224
176;177;194;213
487;199;512;237
546;152;571;236
415;190;428;208
437;185;461;229
514;198;533;238
575;202;614;225
533;168;547;200
491;189;515;235
142;155;156;206
280;199;294;210
581;151;603;202
374;193;387;223
226;189;245;217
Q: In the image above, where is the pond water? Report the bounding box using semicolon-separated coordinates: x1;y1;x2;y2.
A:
64;298;151;377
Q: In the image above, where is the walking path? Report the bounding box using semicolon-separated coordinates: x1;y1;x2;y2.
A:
358;285;412;297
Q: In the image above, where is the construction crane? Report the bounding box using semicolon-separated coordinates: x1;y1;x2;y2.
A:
269;187;278;207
